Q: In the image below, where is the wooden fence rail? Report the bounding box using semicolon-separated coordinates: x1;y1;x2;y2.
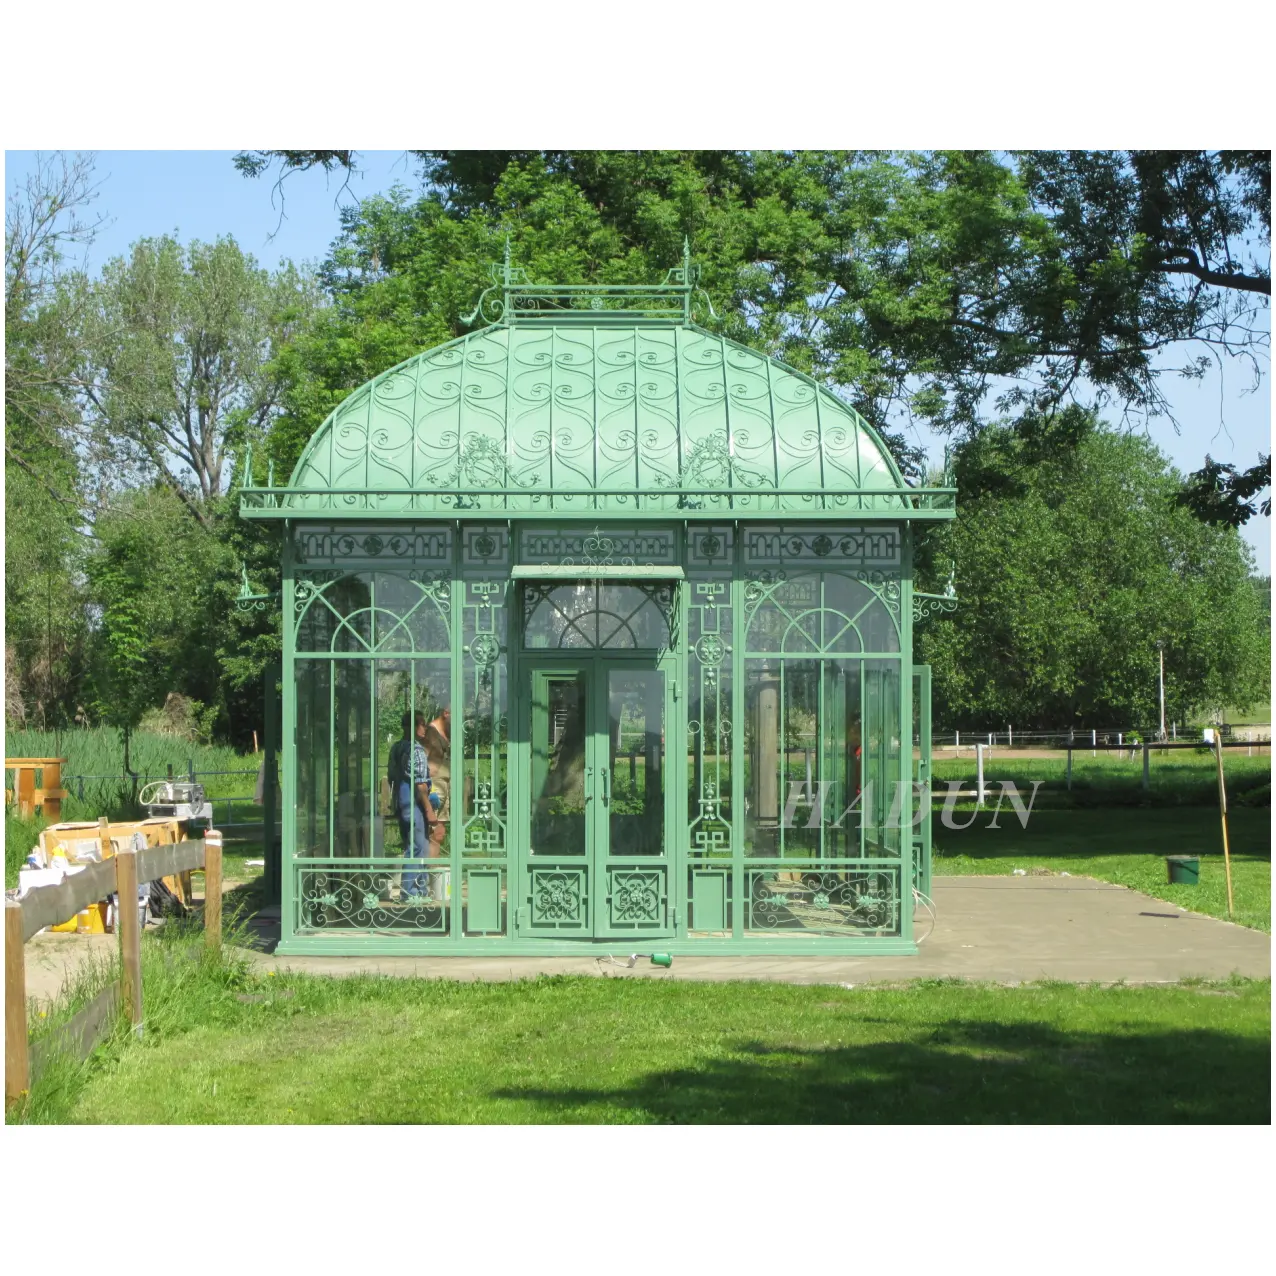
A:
5;830;222;1104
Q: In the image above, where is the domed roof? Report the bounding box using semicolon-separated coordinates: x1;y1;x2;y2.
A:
239;260;955;522
278;322;914;517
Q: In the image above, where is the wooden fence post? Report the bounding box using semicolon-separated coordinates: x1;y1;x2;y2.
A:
205;830;223;951
115;845;143;1034
5;901;29;1102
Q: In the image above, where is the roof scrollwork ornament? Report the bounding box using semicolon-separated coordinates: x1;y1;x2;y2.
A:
913;572;959;622
235;563;279;613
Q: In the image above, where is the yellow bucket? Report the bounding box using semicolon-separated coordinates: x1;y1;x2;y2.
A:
76;902;109;934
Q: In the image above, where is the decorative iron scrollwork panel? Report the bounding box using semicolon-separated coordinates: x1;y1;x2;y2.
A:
297;865;449;933
528;867;589;930
605;867;668;931
745;865;900;936
744;526;901;569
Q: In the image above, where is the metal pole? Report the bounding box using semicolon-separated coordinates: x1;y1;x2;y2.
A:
1215;736;1234;918
1142;741;1149;791
1066;731;1073;792
1158;644;1166;742
1091;728;1096;758
976;743;986;806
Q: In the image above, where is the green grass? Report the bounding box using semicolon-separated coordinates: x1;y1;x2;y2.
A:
9;909;261;1124
36;969;1271;1124
932;750;1271;808
934;808;1271;931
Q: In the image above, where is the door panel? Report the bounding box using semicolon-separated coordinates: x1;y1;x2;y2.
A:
530;670;589;858
520;658;673;939
523;669;593;935
605;669;665;858
598;665;673;938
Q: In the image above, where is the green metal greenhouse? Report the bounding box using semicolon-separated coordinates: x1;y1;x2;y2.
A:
239;252;956;955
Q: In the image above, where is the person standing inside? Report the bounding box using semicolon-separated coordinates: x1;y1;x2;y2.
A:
389;711;436;900
424;706;451;902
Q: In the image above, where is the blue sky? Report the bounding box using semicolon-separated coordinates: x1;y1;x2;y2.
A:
6;149;1271;572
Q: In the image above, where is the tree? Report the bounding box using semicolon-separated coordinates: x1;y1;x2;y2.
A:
85;485;236;775
4;152;104;726
1177;454;1272;527
77;235;318;527
915;408;1270;730
239;150;1269;456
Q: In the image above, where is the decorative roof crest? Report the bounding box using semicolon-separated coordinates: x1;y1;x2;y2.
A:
461;237;716;328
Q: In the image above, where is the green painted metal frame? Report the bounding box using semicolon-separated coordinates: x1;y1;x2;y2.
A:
515;655;677;940
257;257;945;955
274;517;922;955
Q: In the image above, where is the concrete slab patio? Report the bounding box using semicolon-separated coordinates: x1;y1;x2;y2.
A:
245;876;1270;986
22;876;1270;1005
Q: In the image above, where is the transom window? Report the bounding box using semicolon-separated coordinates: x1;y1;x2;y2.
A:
522;581;674;650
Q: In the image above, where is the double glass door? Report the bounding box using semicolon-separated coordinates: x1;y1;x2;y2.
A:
520;658;673;938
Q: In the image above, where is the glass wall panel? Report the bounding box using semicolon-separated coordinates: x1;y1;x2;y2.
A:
332;659;372;855
374;572;450;654
530;672;587;856
746;571;898;655
373;660;411;857
743;659;862;859
863;660;902;855
295;659;331;858
608;669;664;857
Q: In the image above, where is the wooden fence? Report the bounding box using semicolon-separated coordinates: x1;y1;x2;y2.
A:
5;826;223;1103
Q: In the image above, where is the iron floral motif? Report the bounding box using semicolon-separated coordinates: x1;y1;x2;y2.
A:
693;632;728;667
654;434;772;507
610;871;663;924
468;633;500;667
531;870;585;925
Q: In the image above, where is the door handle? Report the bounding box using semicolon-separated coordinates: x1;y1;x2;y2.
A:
602;767;610;807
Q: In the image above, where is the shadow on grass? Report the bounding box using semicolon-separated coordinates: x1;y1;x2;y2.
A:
491;1019;1271;1123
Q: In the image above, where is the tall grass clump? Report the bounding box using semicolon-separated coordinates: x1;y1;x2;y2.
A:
5;726;251;780
9;912;257;1125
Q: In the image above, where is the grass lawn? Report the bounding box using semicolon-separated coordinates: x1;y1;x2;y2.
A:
41;957;1269;1124
931;749;1270;808
934;807;1271;932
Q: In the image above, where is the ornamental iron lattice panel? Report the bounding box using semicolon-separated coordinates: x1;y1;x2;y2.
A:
743;526;902;569
519;526;678;567
688;571;733;861
604;866;668;931
296;863;450;933
745;864;901;936
294;524;454;567
527;866;590;931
